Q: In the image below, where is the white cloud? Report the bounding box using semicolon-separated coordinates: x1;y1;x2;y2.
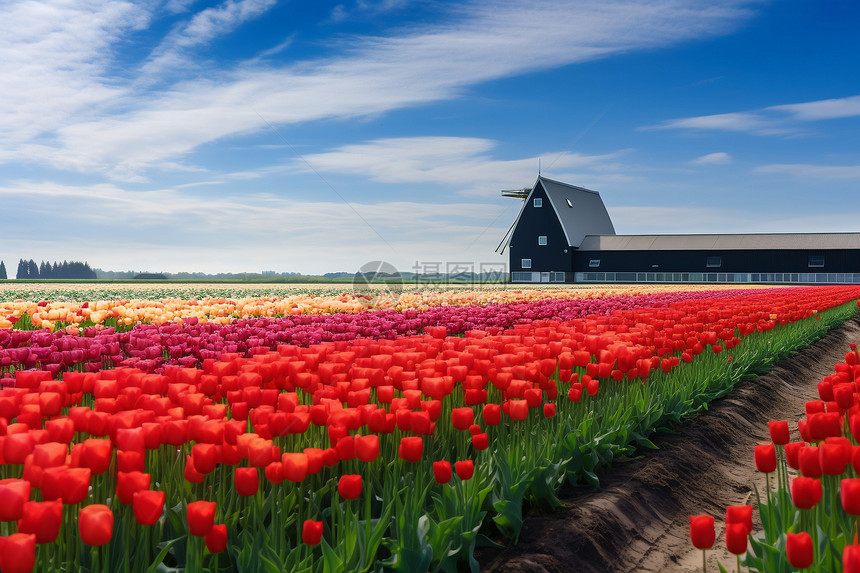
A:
299;136;629;196
0;1;149;143
651;94;860;135
768;95;860;121
691;152;731;165
0;0;758;178
755;163;860;180
142;0;277;76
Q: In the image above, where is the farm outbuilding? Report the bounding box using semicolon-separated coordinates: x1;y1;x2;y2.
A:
501;177;860;284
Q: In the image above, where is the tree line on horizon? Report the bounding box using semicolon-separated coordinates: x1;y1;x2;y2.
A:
9;259;97;280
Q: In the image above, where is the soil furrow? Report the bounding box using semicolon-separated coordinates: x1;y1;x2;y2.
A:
479;316;860;572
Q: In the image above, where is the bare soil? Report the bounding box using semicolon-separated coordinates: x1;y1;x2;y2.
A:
479;316;860;573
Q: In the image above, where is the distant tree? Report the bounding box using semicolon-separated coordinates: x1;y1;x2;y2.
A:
0;261;6;280
39;261;48;277
27;260;38;279
16;259;27;279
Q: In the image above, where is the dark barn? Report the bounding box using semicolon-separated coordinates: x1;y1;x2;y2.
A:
501;177;860;284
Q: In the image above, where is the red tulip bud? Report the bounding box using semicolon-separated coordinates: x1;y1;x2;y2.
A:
688;515;714;550
786;531;813;569
79;504;114;546
302;520;323;545
433;461;452;484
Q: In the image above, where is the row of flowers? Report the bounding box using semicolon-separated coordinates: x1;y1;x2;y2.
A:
0;286;856;572
691;341;860;572
0;284;755;331
0;287;772;378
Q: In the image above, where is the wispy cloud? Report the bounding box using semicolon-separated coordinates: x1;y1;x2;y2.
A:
329;0;412;23
650;94;860;135
0;0;759;179
755;163;860;180
691;151;731;165
768;95;860;121
299;136;629;196
141;0;277;77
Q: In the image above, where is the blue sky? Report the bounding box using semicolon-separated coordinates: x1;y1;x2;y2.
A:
1;0;858;277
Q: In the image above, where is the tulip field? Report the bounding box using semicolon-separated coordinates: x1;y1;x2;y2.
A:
1;284;859;572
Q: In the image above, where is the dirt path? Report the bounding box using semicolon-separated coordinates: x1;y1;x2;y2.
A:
479;316;860;573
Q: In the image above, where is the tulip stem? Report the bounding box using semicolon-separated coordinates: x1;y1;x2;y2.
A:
702;549;706;573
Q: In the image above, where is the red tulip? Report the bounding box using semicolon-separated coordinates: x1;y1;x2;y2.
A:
754;444;777;473
398;436;423;463
433;461;452;484
3;433;35;465
482;404;501;426
41;466;91;505
191;443;217;475
785;442;804;469
281;453;308;483
455;460;474;481
725;521;748;555
80;438;113;475
798;446;822;478
17;500;62;544
264;461;284;484
187;500;217;536
354;434;379;463
786;531;813;569
205;523;227;553
79;504;114;546
116;471;151;505
842;478;860;515
117;450;146;473
452;408;474;431
0;532;36;573
845;544;860;573
507;400;528;421
234;467;259;497
543;403;556;418
820;438;851;476
132;490;165;526
302;519;324;545
184;454;205;484
791;476;823;509
0;479;31;522
335;435;355;461
808;412;841;441
726;505;753;535
472;432;489;451
338;474;362;500
688;515;715;549
32;442;67;469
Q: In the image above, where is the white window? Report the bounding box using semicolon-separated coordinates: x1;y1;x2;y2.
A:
706;256;722;268
808;255;825;268
589;259;600;268
538;235;547;246
533;198;542;208
521;258;532;269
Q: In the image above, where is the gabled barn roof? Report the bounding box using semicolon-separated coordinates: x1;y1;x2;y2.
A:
504;177;615;249
577;233;860;251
